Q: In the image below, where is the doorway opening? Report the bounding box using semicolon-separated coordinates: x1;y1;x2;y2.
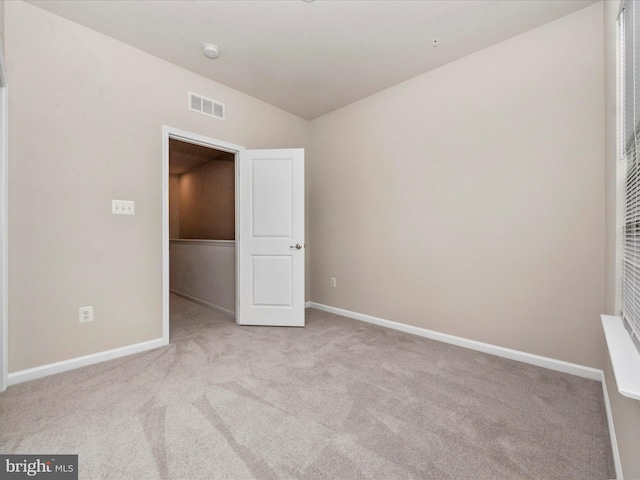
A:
168;138;236;320
162;127;244;345
162;126;305;339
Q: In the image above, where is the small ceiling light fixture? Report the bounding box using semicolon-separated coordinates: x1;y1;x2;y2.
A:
432;38;441;47
203;43;220;59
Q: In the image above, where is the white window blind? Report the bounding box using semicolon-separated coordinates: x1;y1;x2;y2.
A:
621;0;640;351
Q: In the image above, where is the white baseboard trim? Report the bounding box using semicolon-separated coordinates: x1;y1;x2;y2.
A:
170;289;235;318
7;338;164;386
601;373;623;479
308;302;603;381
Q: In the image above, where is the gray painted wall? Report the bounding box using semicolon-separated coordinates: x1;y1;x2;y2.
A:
6;0;309;371
309;4;605;368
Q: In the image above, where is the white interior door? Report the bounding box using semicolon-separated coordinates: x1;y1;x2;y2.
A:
237;148;304;326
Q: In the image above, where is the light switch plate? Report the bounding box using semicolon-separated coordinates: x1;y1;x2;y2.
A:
112;200;135;215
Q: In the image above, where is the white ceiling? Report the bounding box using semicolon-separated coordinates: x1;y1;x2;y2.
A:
27;0;597;120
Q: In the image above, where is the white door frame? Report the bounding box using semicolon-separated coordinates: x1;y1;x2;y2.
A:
0;49;8;392
161;126;245;345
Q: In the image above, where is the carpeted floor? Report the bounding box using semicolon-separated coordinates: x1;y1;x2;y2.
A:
0;295;614;479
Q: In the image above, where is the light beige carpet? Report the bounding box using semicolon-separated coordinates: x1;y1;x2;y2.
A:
0;295;614;479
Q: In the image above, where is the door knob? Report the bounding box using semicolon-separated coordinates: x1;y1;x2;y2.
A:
290;243;303;249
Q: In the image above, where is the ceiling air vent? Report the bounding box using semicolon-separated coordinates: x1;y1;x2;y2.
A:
188;91;225;120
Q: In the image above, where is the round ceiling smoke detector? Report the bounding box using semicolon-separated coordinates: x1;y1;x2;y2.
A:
203;43;220;59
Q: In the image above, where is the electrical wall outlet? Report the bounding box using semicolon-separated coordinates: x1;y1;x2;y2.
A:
112;199;135;215
79;306;93;323
330;277;337;288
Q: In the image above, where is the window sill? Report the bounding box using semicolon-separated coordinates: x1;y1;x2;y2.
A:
602;315;640;401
